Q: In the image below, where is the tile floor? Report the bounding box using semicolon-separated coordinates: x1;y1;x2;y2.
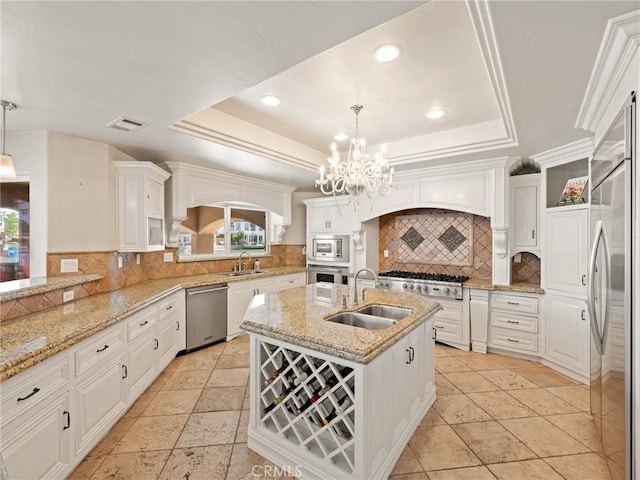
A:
69;337;611;480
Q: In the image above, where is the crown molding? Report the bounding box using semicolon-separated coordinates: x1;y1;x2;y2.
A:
576;10;640;132
394;155;516;181
530;137;594;167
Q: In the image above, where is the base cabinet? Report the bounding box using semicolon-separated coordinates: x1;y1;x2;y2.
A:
433;297;469;351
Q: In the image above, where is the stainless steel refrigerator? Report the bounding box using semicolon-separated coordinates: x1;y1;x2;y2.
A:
588;92;635;480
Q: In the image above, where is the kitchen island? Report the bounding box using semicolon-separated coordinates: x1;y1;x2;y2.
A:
240;283;441;480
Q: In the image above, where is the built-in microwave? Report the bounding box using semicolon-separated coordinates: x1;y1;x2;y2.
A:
310;235;349;262
307;264;349;285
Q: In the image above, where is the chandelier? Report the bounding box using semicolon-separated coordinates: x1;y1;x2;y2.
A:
315;105;393;205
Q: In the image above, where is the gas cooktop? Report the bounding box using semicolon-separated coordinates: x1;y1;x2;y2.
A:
379;271;469;284
377;271;468;299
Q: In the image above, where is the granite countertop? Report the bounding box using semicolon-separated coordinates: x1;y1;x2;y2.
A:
0;266;306;382
463;278;544;294
0;274;105;302
240;283;442;365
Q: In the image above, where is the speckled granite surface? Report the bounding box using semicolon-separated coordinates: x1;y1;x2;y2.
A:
0;266;306;382
240;283;442;364
463;278;544;294
0;274;104;301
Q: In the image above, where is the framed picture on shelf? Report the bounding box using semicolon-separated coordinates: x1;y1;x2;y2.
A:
557;176;588;205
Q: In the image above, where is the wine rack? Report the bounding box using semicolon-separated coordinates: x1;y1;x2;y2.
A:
257;340;356;474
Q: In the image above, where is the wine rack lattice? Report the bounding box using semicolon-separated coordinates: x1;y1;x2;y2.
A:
258;340;356;474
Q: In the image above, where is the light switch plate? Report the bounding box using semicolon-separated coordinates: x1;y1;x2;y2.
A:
383;249;389;258
60;259;78;273
163;252;173;263
514;253;522;263
117;255;123;268
63;291;74;302
136;253;141;265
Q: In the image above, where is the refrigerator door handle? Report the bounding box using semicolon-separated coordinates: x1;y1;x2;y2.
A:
587;220;612;355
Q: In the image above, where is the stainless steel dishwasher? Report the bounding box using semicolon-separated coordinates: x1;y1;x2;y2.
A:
185;284;228;352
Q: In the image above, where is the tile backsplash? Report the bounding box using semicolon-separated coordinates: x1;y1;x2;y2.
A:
511;252;541;283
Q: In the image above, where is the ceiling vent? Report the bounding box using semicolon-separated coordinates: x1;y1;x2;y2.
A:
106;116;147;132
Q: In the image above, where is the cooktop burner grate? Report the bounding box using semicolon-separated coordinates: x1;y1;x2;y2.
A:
379;271;469;284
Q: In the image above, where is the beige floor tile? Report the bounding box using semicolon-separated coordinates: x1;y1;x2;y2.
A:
175;410;241;448
226;443;293;480
163;355;185;373
435;356;473;373
500;417;591;457
235;409;250;444
434;343;454;357
215;353;250;369
408;425;481;471
142;389;201;416
206;367;250;388
489;354;538;369
513;366;578;387
544;452;611;480
419;408;446;426
390;445;423;475
158;445;233;480
458;355;506;371
67;455;105;480
435;373;462;395
224;335;250;355
487;459;564;480
452;421;537;464
90;450;171;480
508;388;580;416
426;466;497;480
443;372;500;393
466;391;536;419
162;369;211;391
445;347;475;357
242;385;250;410
389;473;428;480
193;386;245;413
545;412;602;451
112;414;189;453
546;385;591;411
88;417;136;456
433;394;492;424
477;369;538;390
175;352;219;371
122;389;158;419
146;370;173;392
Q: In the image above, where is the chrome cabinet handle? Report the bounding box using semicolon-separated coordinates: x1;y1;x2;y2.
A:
17;387;40;402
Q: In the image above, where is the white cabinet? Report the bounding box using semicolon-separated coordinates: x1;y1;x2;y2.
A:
114;161;171;252
157;294;181;368
510;174;541;254
433;297;470;351
488;292;540;355
228;277;276;339
545;293;589;377
544;207;588;297
304;197;353;235
275;272;306;291
469;289;489;353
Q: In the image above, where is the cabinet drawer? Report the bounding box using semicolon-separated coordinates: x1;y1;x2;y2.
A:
75;326;125;377
1;355;70;420
158;293;180;320
434;317;463;343
126;306;158;341
433;300;464;321
489;327;538;353
490;311;538;333
491;293;538;314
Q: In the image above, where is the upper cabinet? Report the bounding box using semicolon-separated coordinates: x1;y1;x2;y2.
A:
509;174;540;255
304;197;354;235
114;162;171;252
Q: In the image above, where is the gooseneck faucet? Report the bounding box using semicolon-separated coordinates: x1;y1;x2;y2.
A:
352;268;378;306
237;251;251;271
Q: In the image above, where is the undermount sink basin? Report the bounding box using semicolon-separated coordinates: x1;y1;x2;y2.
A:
325;312;397;330
356;304;414;321
223;270;267;277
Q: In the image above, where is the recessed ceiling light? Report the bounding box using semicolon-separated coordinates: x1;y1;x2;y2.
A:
426;108;446;119
373;44;402;63
334;133;349;141
259;95;281;106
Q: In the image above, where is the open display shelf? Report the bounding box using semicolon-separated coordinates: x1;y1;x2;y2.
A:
258;340;356;474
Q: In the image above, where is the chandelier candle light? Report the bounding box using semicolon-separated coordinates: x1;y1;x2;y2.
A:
0;100;17;178
315;105;393;207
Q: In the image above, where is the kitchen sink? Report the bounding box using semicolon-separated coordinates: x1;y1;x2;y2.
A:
222;270;267;277
325;312;397;330
355;304;413;320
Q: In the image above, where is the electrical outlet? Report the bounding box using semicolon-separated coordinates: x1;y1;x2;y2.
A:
60;259;78;273
383;249;389;258
163;252;174;263
514;253;522;263
63;290;74;302
118;255;123;268
136;253;141;265
302;246;306;255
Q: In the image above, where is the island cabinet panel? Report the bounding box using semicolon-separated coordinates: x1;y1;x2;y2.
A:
247;319;435;480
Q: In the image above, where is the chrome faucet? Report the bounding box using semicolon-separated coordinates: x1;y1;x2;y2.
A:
237;251;251;271
352;268;378;306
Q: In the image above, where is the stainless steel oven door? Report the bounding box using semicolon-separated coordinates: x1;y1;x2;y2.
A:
307;265;348;285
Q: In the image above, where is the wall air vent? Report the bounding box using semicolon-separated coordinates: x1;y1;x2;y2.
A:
106;116;147;132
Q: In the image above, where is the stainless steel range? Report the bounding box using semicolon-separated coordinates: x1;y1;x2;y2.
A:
378;271;468;300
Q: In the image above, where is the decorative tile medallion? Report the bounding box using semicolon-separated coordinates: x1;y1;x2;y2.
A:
438;226;467;252
400;227;425;251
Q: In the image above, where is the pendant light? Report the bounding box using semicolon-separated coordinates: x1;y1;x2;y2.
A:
0;100;17;178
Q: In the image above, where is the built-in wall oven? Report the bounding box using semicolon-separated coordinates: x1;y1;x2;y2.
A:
307;264;349;285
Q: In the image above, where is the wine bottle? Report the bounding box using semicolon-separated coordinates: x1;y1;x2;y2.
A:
263;384;294;414
297;385;325;413
322;394;352;425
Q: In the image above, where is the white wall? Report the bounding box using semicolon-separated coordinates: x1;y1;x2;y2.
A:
3;131;48;277
283;191;319;244
47;132;117;252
